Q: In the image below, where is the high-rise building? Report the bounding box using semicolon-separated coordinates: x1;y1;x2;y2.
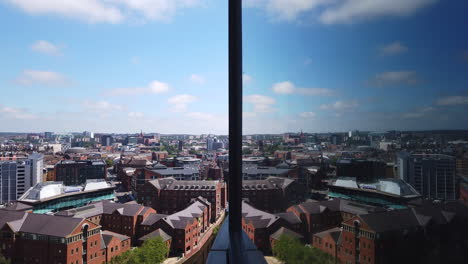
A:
206;137;214;151
44;132;54;140
178;140;184;151
101;135;114;146
0;153;44;204
83;131;94;138
397;153;457;200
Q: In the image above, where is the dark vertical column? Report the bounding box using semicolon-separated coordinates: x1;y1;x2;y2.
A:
228;0;242;235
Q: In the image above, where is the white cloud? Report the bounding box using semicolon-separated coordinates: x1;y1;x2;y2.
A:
300;112;316;118
5;0;124;23
243;74;253;84
108;80;170;96
245;0;437;24
245;0;331;22
244;94;276;113
243;111;256;118
168;94;198;112
128;111;144;118
319;0;438;24
272;81;334;96
320;100;359;110
402;106;434;118
15;70;69;86
436;96;468;106
272;81;295;94
189;74;205;84
81;100;124;111
186;112;215;120
31;40;62;56
4;0;202;24
379;41;408;56
369;71;419;86
0;106;37;119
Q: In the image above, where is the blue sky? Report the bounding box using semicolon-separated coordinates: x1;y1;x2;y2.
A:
0;0;467;134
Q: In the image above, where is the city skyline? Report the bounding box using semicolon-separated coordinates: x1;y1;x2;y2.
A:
1;0;467;134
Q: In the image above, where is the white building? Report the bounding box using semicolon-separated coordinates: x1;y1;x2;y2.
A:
0;153;44;204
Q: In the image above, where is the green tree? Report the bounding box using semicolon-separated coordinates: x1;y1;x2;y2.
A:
109;237;169;264
272;235;333;264
105;158;114;168
0;253;10;264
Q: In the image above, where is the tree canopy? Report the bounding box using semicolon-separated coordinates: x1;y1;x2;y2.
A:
0;253;10;264
109;237;169;264
272;235;334;264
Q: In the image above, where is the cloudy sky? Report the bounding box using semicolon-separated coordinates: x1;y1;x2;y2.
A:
0;0;467;134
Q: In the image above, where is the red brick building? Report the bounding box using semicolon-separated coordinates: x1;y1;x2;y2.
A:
138;199;211;257
101;231;131;263
287;198;384;243
242;177;306;213
0;210;130;264
311;203;467;264
140;177;223;223
241;201;302;253
56;200;156;244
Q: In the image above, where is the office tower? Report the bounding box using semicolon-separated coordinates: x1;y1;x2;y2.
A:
178;140;184;151
397;153;457;200
83;131;94;138
55;160;106;185
0;153;44;204
101;135;114;147
206;137;214;151
44;132;54;140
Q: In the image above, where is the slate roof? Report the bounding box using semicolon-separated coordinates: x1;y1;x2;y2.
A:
3;202;33;211
19;214;84;237
357;209;422;233
242;177;294;191
138;229;172;242
274;212;302;225
243;167;291;176
270;227;303;240
242;201;280;229
293;198;384;215
101;200;144;216
0;210;28;231
149;167;199;176
149;177;219;190
141;214;168;226
163;201;207;229
55;202;104;218
314;227;342;243
102;230;130;247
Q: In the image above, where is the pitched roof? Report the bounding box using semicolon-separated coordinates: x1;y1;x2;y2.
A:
101;230;130;247
274;212;302;225
242;177;294;191
55;202;104;218
242;201;280;229
314;227;342;243
148;177;219;191
295;198;384;215
163;201;207;229
138;229;172;242
270;227;303;240
0;210;28;231
141;213;168;226
101;200;144;216
356;209;421;233
19;214;85;237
